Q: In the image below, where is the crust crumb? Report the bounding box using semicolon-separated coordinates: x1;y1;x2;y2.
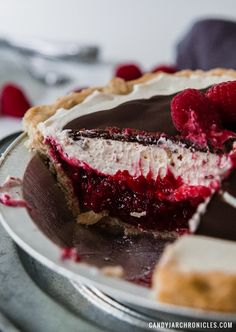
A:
76;210;108;225
101;265;124;278
103;77;132;94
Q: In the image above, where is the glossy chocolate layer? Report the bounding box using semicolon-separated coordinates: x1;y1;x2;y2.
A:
196;171;236;241
64;95;178;135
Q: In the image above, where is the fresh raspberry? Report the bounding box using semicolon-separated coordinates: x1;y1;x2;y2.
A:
206;81;236;124
0;83;31;118
151;65;177;74
171;88;220;134
170;88;236;148
114;63;142;81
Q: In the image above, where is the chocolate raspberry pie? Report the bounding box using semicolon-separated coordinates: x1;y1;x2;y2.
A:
23;69;236;312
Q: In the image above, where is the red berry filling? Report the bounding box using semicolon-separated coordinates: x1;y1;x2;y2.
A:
48;140;212;233
76;169;209;231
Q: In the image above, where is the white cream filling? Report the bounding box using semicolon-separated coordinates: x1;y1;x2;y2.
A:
54;131;231;188
161;235;236;273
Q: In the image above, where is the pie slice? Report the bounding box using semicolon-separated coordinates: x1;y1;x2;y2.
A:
23;69;236;312
23;69;236;237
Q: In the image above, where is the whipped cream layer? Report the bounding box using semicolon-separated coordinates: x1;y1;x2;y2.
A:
53;131;231;188
39;73;236;135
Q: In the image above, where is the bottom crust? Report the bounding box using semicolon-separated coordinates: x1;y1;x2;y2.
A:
95;215;178;239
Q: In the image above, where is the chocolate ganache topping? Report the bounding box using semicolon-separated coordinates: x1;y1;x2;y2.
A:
64;95;178;135
196;171;236;241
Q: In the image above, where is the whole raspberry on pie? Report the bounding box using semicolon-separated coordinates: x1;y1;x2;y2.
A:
171;88;236;147
206;81;236;124
171;88;220;132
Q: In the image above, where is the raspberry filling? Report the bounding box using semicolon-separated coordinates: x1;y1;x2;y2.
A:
45;128;232;233
61;163;209;231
